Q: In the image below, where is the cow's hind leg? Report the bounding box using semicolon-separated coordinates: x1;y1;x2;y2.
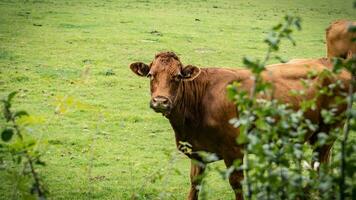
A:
312;143;333;170
309;123;337;169
316;144;333;163
187;160;205;200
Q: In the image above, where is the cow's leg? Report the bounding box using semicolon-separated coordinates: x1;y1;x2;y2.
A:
313;144;333;165
310;123;337;169
224;157;244;200
229;169;244;200
187;160;205;200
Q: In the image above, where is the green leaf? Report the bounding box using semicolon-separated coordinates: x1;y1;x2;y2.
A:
226;84;237;100
1;128;14;142
348;24;356;33
13;111;29;119
35;159;46;166
7;91;18;103
16;156;22;164
243;57;259;68
265;35;279;49
286;34;296;46
275;56;287;63
273;23;282;31
236;131;248;144
3;104;12;122
294;18;302;30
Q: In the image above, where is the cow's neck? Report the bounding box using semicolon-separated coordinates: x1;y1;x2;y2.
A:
168;73;208;131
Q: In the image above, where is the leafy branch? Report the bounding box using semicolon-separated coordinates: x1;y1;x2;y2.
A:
1;91;47;199
227;14;355;200
339;23;356;200
228;15;301;199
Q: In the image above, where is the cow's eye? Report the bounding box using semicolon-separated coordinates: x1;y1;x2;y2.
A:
174;74;183;82
147;73;154;80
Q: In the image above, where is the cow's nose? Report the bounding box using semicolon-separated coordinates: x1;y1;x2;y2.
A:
150;96;171;112
152;96;169;105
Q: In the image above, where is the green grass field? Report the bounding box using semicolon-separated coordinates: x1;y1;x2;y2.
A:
0;0;355;199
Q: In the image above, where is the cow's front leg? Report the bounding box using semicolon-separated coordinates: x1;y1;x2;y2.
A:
224;157;244;200
229;169;244;200
187;160;205;200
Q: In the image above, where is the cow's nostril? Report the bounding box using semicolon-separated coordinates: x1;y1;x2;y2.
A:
162;98;169;104
152;96;170;107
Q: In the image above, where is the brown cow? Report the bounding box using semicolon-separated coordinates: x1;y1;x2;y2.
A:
326;20;356;59
129;52;350;200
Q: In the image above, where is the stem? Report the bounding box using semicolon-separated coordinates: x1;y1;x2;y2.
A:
11;117;46;199
27;155;46;199
339;74;355;200
266;160;272;200
244;146;252;200
243;46;273;200
296;157;305;200
276;156;287;200
262;47;272;66
239;19;299;199
11;161;23;200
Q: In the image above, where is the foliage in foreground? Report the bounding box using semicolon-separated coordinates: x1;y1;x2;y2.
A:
1;92;47;199
226;16;356;200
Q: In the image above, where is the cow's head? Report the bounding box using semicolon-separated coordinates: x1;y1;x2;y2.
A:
130;52;201;115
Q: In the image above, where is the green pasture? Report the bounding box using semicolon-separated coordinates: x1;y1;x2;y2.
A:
0;0;355;199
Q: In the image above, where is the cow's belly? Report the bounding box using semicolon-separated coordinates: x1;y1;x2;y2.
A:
173;125;239;162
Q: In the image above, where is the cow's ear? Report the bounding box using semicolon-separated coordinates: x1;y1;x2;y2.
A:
130;62;150;77
181;65;201;81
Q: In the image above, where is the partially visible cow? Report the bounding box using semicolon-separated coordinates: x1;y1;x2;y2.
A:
129;52;350;200
326;20;356;59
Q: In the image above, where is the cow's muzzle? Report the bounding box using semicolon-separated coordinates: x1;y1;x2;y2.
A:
150;96;171;114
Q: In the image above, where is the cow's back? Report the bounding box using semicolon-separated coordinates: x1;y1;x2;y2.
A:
199;61;350;128
266;59;349;99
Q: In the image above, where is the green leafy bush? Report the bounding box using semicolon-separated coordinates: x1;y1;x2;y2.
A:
226;16;355;200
